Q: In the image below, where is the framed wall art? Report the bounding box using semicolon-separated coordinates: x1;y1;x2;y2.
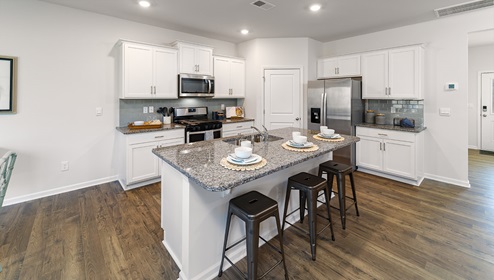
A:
0;56;17;113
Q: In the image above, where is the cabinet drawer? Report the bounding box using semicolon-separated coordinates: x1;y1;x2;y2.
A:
127;129;185;144
222;121;254;132
356;127;415;142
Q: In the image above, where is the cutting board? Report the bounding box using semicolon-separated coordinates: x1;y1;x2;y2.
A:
226;106;244;118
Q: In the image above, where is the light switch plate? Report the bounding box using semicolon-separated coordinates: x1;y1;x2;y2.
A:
439;107;451;116
149;106;154;113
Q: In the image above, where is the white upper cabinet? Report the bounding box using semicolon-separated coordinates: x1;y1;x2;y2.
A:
362;45;423;99
214;56;245;98
173;41;213;75
317;55;360;79
120;41;178;99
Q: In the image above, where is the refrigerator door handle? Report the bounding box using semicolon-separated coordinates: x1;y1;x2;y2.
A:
321;92;327;126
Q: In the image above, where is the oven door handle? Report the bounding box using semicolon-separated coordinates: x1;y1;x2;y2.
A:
207;80;212;94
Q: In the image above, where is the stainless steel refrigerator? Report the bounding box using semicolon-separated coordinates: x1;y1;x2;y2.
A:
307;78;364;169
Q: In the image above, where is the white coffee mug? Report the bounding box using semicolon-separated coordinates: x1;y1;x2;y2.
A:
240;140;252;148
163;116;171;124
292;131;301;139
320;126;328;133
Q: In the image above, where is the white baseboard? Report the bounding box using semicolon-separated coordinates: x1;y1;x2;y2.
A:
3;175;119;206
424;173;471;188
468;145;479;150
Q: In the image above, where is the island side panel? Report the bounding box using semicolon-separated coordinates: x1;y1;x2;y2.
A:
174;154;331;280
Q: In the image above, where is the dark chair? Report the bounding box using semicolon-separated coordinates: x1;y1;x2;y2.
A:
281;172;335;261
218;191;288;280
318;160;359;229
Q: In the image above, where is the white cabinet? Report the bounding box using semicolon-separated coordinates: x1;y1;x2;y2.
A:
317;55;360;79
214;56;245;98
361;45;423;99
118;129;184;190
173;41;213;75
120;41;178;99
222;121;254;137
356;127;424;186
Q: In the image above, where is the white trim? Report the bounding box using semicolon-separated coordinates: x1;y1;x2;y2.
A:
468;145;479;149
3;175;119;206
357;168;424;186
479;71;494;150
119;178;160;191
424;173;471;188
261;65;304;128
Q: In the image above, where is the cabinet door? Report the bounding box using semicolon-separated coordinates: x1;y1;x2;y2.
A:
388;46;421;99
127;141;160;184
154;48;178;99
230;59;245;98
195;47;213;75
356;136;383;170
382;139;416;179
338;55;360;76
123;43;154;98
361;50;388;99
213;57;231;98
179;44;197;74
317;58;338;78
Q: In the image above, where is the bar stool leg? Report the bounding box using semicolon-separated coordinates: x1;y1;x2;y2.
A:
349;173;359;216
246;220;260;280
218;209;233;277
274;212;289;280
281;186;292;233
299;191;306;223
336;173;346;229
307;190;318;261
323;188;335;241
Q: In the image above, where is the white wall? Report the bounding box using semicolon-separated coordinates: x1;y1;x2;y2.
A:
322;8;494;187
237;38;323;128
0;0;236;204
468;43;494;149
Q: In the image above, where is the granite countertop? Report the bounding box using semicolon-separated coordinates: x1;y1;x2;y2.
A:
116;123;185;134
356;123;427;133
152;127;359;192
221;118;255;124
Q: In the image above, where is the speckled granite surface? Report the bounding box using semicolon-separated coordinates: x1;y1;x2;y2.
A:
356;123;426;133
152;127;359;192
116;124;185;134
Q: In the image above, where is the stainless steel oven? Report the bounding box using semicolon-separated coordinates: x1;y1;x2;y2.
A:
187;128;222;143
174;107;223;143
179;74;215;98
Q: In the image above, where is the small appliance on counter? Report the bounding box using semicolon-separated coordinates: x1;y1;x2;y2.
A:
225;106;244;119
211;111;225;120
394;117;415;128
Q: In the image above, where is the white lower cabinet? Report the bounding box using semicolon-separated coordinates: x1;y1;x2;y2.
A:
222;121;254;137
356;127;424;186
118;129;184;190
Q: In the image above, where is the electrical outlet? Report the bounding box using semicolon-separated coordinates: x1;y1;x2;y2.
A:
96;107;103;116
149;106;154;113
61;161;69;171
143;106;148;114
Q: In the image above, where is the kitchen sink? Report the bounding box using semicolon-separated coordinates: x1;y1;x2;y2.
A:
222;134;284;144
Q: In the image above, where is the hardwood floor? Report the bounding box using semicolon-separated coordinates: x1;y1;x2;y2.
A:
1;150;493;279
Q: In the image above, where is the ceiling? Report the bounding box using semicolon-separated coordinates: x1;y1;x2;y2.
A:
40;0;488;43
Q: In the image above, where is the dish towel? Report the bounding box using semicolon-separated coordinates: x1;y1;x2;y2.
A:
205;131;214;141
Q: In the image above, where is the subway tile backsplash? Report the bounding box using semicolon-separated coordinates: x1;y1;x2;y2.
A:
119;99;240;126
366;99;424;127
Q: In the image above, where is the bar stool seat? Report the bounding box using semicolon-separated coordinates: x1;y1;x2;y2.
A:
219;191;288;280
282;172;335;261
318;160;360;229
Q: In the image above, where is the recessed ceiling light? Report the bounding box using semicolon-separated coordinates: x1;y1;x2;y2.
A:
310;4;321;12
241;29;249;35
138;0;151;8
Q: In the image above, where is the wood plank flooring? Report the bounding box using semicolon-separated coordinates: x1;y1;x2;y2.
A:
1;150;493;279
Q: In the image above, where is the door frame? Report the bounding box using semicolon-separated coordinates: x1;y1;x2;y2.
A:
261;65;304;128
477;71;494;149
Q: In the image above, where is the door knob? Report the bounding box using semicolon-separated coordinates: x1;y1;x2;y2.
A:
295;117;300;121
483;114;488;117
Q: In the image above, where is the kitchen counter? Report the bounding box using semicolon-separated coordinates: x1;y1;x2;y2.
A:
220;117;255;124
115;123;185;134
356;123;427;133
153;127;359;192
154;127;359;280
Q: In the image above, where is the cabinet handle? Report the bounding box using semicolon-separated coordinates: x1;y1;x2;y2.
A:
383;143;386;151
380;142;382;151
337;67;339;74
236;126;243;128
154;136;164;139
153;86;156;95
378;133;388;136
150;86;153;94
388;87;391;95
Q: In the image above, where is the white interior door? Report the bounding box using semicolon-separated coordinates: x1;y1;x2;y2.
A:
481;72;494;151
263;68;301;130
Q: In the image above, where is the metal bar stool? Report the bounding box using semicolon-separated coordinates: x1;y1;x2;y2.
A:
318;160;359;230
281;172;335;261
218;191;288;280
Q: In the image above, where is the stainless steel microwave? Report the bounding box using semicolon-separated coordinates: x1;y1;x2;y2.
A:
178;74;215;97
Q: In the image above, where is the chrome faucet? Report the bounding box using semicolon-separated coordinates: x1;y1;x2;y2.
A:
251;126;269;142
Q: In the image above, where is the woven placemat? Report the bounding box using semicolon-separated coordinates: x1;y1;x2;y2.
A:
220;158;267;171
281;142;319;152
313;135;345;142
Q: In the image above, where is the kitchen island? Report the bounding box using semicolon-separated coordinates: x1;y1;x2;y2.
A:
153;127;359;280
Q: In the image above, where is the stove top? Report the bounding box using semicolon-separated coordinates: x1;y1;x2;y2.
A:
173;106;222;131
